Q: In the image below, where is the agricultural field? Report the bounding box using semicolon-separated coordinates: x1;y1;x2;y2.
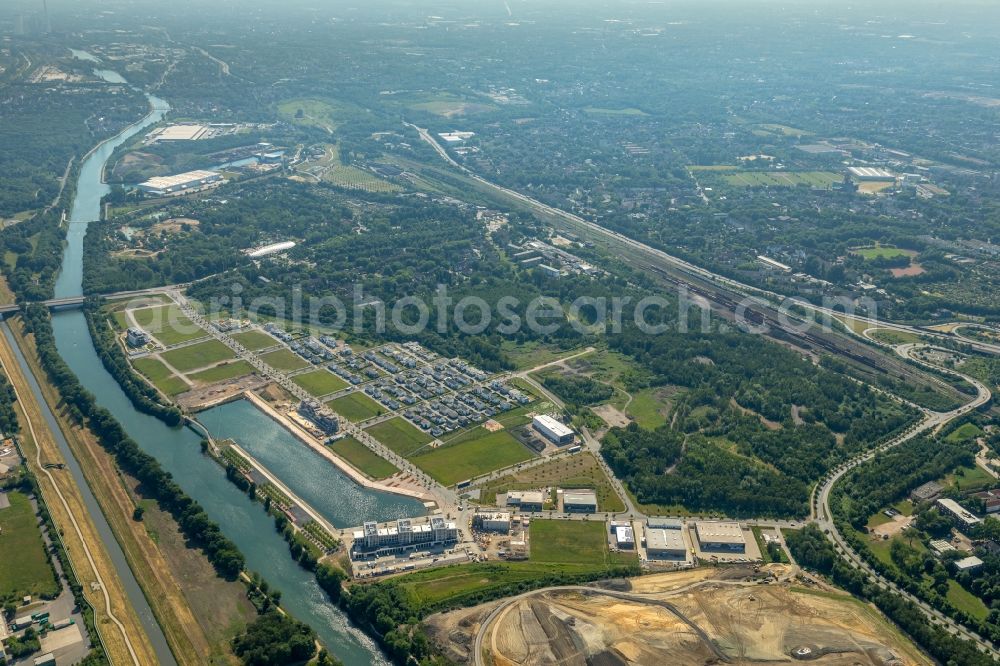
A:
188;360;256;383
328;436;398;480
132;304;206;345
475;452;625;512
530;519;634;566
327;391;385;423
721;170;840;188
259;348;310;372
160;339;236;373
291;369;349;397
0;491;60;602
132;357;189;396
409;429;535;486
231;329;278;351
364;416;431;454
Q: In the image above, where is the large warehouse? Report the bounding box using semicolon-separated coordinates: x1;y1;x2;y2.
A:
138;170;223;196
694;521;746;552
645;524;687;559
532;414;574;445
563;489;597;513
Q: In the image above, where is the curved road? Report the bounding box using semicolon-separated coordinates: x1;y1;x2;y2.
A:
813;341;994;655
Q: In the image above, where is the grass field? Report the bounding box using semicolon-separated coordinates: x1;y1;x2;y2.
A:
869;328;922;345
941;464;994;492
292;369;349;397
945;423;985;443
231;330;278;351
132;357;189;396
132;304;206;346
852;246;916;260
475;452;625;512
328;436;398;480
364;416;431;454
259;348;310;372
756;123;812;137
624;387;671;429
722;171;840;188
947;579;989;620
410;430;535;485
327;391;386;423
582;106;648;116
188;360;255;384
531;520;634;566
132;357;190;395
160;340;236;373
277;98;361;131
0;490;60;602
395;559;635;611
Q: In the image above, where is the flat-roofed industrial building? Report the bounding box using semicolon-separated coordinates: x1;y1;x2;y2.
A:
563;489;597;513
476;511;511;532
506;490;545;512
613;524;635;549
138;170;222;196
694;521;746;552
645;525;687;559
532;414;574;444
937;498;982;531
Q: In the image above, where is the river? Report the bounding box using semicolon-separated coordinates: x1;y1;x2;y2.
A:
43;57;408;665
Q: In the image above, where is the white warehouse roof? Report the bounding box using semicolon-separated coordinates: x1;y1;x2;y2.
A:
533;414;573;438
140;170;220;190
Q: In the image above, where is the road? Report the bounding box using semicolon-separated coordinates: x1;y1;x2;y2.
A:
813;341;994;655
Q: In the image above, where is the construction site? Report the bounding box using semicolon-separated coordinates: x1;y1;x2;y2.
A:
427;565;929;666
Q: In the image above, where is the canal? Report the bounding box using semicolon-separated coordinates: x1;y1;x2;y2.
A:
43;57;407;665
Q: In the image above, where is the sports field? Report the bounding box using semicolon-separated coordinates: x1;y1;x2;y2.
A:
722;171;840;188
231;330;278;351
189;360;256;383
160;340;236;373
132;304;206;345
132;357;189;396
364;416;431;455
259;348;310;372
292;369;349;396
410;430;534;486
328;436;398;480
327;391;385;422
852;246;915;260
0;491;60;601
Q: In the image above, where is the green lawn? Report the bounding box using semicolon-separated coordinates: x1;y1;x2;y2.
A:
328;436;398;480
132;357;189;396
410;430;535;486
292;369;349;397
0;491;60;602
259;348;310;372
943;465;994;493
583;106;648;116
327;392;386;423
188;360;256;383
530;520;633;566
364;416;431;454
160;340;236;373
870;329;922;345
947;579;989;620
231;330;278;351
132;304;206;345
946;423;985;443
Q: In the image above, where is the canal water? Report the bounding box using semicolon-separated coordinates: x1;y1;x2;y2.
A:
47;60;405;665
